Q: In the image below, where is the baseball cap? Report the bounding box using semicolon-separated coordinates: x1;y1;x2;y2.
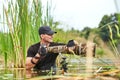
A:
38;26;57;35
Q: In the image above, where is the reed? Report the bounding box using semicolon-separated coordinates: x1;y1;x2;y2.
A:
107;24;120;58
0;0;56;68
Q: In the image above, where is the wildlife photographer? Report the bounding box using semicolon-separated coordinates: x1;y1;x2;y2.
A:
25;26;78;72
25;26;96;76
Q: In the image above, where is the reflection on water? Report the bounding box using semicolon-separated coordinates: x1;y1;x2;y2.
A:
0;58;120;80
26;69;57;79
0;68;64;79
0;68;120;80
0;68;25;80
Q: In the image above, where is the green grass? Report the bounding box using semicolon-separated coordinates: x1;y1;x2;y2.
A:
0;0;58;68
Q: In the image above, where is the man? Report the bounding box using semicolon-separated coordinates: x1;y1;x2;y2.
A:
25;26;76;72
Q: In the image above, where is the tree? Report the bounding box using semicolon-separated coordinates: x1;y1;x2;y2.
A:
81;27;91;39
98;13;120;42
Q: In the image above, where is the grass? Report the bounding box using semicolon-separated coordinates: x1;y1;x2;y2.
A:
0;0;58;68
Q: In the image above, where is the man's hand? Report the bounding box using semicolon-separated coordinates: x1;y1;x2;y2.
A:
67;40;78;47
66;40;78;53
67;40;75;47
38;45;47;56
66;40;96;57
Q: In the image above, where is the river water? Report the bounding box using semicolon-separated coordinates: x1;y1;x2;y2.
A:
0;58;120;80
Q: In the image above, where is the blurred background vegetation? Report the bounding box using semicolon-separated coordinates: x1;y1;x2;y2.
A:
0;0;120;68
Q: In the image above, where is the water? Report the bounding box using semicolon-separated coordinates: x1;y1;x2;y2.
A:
0;68;25;80
0;58;120;80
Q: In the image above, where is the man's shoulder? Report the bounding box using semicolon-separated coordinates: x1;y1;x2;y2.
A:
50;42;65;46
27;42;40;57
29;42;40;49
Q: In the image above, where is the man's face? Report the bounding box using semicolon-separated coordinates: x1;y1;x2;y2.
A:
41;34;53;43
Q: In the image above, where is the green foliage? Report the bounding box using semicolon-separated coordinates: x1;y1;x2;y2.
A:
54;30;79;43
96;48;104;57
0;0;57;68
98;13;120;42
81;27;91;39
98;13;120;58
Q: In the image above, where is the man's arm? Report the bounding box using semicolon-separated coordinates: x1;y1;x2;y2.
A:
26;45;47;70
26;53;40;70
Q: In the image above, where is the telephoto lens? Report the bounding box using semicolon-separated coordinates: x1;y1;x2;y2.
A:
46;42;96;57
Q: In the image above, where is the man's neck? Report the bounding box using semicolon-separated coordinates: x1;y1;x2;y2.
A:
40;40;50;47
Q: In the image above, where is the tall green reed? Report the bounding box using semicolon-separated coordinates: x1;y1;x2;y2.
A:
107;24;120;58
1;0;55;68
